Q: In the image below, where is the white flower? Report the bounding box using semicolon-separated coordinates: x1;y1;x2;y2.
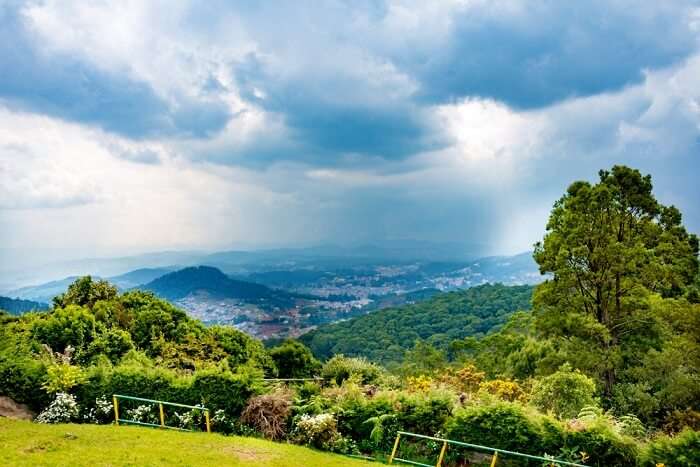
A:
36;393;80;424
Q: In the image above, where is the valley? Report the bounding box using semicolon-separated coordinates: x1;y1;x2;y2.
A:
2;249;542;339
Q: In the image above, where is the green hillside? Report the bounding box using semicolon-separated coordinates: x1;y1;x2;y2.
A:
300;283;533;364
140;265;297;307
0;419;375;467
0;296;48;315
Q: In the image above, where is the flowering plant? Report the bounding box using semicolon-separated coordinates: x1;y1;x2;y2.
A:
36;392;80;424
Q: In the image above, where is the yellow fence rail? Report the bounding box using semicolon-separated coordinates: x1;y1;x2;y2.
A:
113;394;211;433
388;431;585;467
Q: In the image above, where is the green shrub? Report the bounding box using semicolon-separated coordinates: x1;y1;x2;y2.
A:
445;402;545;455
0;355;49;412
190;366;264;417
269;340;321;378
31;305;97;355
562;419;638;467
530;363;598;419
84;328;134;364
640;429;700;467
332;387;396;451
292;413;355;453
42;363;86;394
321;355;383;385
74;360;190;416
395;390;454;437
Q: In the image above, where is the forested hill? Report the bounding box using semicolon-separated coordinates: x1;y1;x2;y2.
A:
139;265;297;307
299;283;533;364
0;296;49;315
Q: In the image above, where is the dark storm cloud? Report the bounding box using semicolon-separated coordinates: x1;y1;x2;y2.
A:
0;1;230;140
233;52;444;161
400;1;697;109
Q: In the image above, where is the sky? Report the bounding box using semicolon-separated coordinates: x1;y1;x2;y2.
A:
1;0;700;267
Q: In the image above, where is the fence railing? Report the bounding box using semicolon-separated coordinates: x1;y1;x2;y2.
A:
112;394;211;433
262;377;324;382
388;431;586;467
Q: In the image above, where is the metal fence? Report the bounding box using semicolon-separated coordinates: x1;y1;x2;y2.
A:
112;394;211;433
388;431;586;467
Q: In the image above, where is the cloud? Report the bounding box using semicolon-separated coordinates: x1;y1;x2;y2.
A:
0;1;231;139
391;1;699;109
5;0;697;164
0;0;699;270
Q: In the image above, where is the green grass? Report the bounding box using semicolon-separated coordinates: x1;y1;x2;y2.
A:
0;418;378;466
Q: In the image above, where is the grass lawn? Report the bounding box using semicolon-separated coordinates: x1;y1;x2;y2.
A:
0;418;379;466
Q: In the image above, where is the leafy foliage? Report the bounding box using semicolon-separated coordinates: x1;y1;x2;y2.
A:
320;355;384;386
269;340;321;378
301;283;533;364
533;166;699;395
640;429;700;467
530;364;598;419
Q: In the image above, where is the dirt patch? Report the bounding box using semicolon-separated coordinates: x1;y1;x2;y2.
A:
222;446;276;462
0;396;35;420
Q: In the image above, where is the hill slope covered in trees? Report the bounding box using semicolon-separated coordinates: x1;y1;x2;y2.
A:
139;266;298;308
0;296;48;315
300;283;533;364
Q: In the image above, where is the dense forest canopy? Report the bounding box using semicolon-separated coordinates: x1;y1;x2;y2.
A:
299;283;533;364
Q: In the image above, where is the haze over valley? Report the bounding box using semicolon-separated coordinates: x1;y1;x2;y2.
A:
2;245;541;339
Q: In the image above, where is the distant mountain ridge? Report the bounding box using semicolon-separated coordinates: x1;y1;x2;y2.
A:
108;267;177;289
7;267;176;303
2;241;496;290
0;296;49;314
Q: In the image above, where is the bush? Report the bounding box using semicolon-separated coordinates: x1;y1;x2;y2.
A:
31;305;97;355
477;379;525;402
43;363;86;394
445;402;545;455
190;366;263;417
240;389;293;439
76;360;188;411
0;355;50;412
292;413;355;453
321;355;383;386
85;328;134;364
662;409;700;434
172;408;207;431
395;390;454;437
530;364;598;419
36;393;80;423
80;396;113;424
562;419;638;466
640;429;700;467
124;404;158;425
269;340;321;378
